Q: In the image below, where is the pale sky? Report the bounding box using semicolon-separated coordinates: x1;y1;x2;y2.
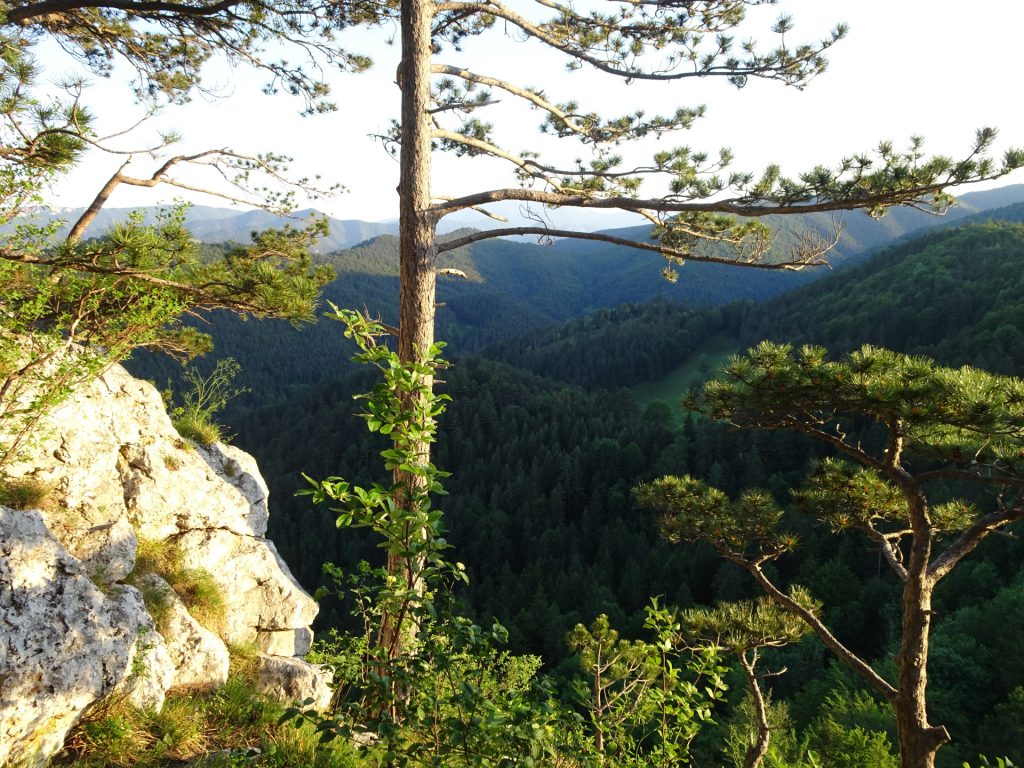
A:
39;0;1024;225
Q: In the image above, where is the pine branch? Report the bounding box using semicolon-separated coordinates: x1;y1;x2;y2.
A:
7;0;242;24
434;0;844;85
929;505;1024;583
745;562;897;703
435;225;832;269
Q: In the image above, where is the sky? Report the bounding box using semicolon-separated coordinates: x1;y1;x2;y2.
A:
38;0;1024;226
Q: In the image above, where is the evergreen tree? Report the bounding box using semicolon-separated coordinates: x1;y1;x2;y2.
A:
637;343;1024;768
681;596;815;768
380;0;1024;652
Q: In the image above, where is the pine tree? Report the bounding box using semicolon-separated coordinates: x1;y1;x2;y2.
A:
381;0;1024;654
636;342;1024;768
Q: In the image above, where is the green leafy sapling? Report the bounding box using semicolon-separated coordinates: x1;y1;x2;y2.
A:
291;308;569;766
568;600;727;767
303;306;453;662
169;357;249;445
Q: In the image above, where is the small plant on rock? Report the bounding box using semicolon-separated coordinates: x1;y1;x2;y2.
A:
169;358;248;446
0;475;51;510
130;537;226;635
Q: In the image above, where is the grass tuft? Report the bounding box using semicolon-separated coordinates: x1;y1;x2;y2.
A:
130;537;226;635
172;410;223;446
133;575;175;634
54;675;362;768
0;475;52;510
227;640;262;684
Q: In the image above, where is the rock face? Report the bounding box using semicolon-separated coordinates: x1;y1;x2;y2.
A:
0;362;331;767
0;509;171;768
133;574;231;690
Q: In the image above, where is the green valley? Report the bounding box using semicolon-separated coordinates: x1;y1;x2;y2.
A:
127;205;1024;767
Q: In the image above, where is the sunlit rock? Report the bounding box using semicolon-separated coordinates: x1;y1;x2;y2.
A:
0;357;324;765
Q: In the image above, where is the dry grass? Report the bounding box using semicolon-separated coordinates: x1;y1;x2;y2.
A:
0;475;52;510
131;537;226;635
54;675;362;768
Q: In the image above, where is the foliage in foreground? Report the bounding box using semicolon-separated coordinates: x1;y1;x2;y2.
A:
55;320;1024;768
54;673;360;768
287;310;734;767
0;35;332;472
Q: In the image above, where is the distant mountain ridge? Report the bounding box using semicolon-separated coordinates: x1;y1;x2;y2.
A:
18;205;399;252
484;210;1024;394
122;188;1024;414
25;183;1024;251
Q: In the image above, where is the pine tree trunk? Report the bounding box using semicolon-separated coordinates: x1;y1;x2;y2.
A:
740;652;771;768
894;517;950;768
379;0;438;659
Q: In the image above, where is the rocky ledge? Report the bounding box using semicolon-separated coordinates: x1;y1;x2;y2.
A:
0;362;331;768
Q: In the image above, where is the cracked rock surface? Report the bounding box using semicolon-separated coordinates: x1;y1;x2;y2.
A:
0;360;330;766
0;508;167;768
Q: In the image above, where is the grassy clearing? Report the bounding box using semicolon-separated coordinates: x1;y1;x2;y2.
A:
55;675;362;768
631;333;739;416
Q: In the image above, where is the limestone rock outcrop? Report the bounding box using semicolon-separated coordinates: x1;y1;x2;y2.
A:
255;653;334;712
0;361;331;767
133;574;231;690
0;508;170;768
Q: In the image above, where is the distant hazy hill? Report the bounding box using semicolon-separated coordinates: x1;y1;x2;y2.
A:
24;182;1024;252
15;205;398;252
480;210;1024;393
122;190;1024;414
743;216;1024;373
948;183;1024;212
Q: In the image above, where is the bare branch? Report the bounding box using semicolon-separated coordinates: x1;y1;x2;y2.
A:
929;505;1024;583
431;128;566;188
746;562;897;703
915;467;1024;489
433;62;589;131
433;183;957;219
435;225;832;270
861;526;909;582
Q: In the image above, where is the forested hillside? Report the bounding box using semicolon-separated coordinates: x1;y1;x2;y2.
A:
129;226;800;409
742;214;1024;372
125;193;1024;414
487;210;1024;392
217;213;1024;766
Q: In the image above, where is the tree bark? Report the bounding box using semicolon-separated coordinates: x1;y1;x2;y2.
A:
894;497;950;768
739;651;771;768
378;0;438;659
